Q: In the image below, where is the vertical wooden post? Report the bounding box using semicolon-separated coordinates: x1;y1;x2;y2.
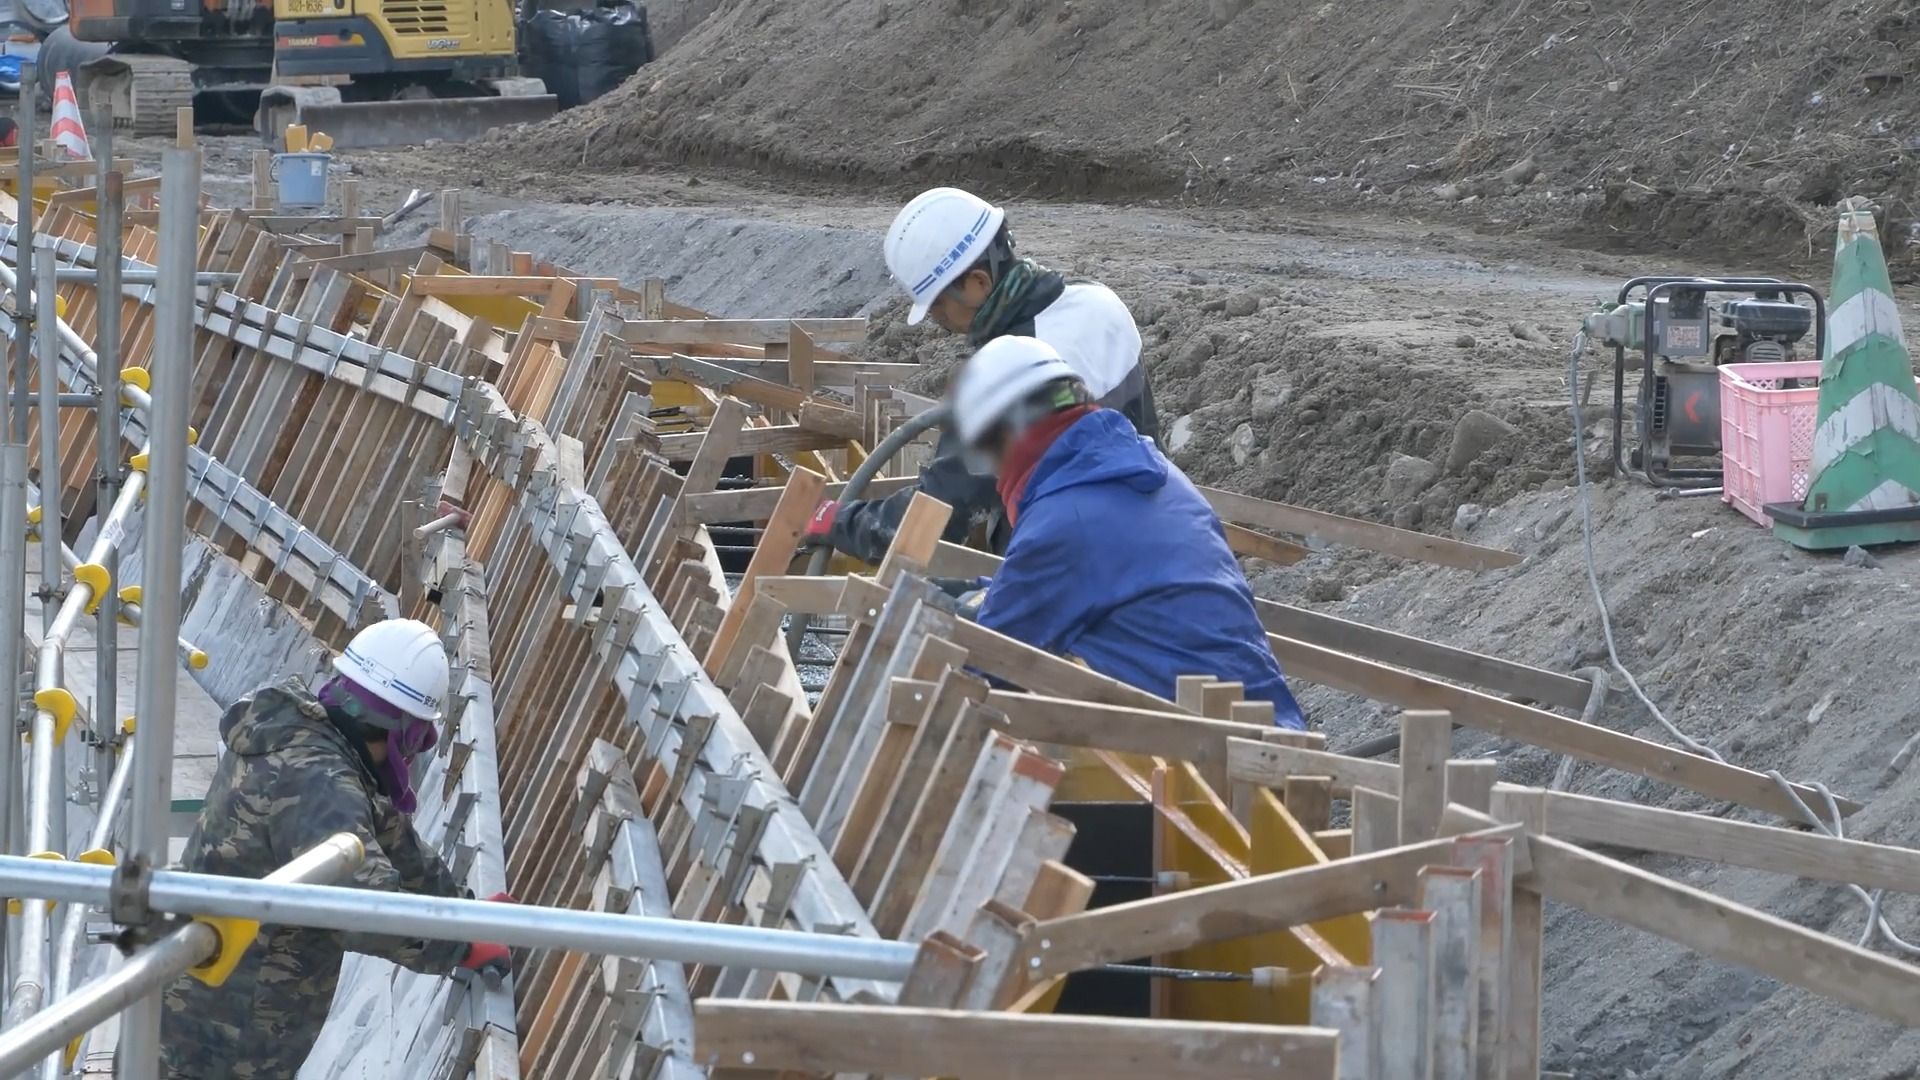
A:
1418;866;1482;1080
1492;788;1547;1080
1351;786;1399;856
1284;776;1333;833
1373;908;1438;1080
1313;964;1383;1080
1445;759;1498;814
251;149;273;209
1399;710;1452;841
1450;833;1515;1080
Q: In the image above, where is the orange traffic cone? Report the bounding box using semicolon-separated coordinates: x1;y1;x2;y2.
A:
49;72;89;160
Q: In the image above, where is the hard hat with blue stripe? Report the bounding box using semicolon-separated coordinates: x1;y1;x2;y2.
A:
884;187;1007;326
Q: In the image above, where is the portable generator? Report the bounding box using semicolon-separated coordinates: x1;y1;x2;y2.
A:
1582;276;1826;487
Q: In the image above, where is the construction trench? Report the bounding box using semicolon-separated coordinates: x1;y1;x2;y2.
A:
1;43;1920;1080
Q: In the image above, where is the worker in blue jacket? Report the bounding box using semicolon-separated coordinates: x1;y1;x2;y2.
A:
950;335;1306;729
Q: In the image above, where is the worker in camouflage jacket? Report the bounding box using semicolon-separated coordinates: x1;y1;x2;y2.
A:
158;619;510;1080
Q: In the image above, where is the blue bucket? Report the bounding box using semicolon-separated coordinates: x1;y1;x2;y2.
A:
272;151;330;208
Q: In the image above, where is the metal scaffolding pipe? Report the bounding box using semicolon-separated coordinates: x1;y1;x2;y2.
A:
94;161;124;861
0;834;364;1078
52;269;236;286
38;735;136;1080
11;64;34;445
0;444;26;986
119;143;199;1079
0;857;922;982
4;394;96;409
55;542;205;668
36;249;62;635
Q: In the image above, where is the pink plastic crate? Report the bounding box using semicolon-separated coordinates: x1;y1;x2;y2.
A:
1719;362;1920;525
1719;361;1822;526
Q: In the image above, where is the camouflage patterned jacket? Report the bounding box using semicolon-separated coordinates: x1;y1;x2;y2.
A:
159;680;468;1080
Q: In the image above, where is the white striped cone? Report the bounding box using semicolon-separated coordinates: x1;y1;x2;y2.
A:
49;72;89;161
1801;197;1920;514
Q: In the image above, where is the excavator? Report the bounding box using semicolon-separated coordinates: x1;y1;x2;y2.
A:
37;0;554;146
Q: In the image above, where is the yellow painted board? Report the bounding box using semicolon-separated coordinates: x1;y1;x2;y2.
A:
1250;790;1371;964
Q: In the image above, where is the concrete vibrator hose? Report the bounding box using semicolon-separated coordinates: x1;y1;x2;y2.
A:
784;403;952;659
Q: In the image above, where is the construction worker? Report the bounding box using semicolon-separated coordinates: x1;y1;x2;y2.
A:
950;336;1305;729
806;186;1159;562
158;618;510;1080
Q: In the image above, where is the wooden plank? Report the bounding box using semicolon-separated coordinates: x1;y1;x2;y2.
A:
683;476;918;524
1200;484;1522;570
1222;522;1312;565
1352;786;1400;857
1499;789;1546;1080
1526;833;1920;1026
1399;711;1452;842
1448;834;1514;1080
657;424;850;463
982;691;1274;790
1531;787;1920;895
876;492;952;585
669;397;749;532
1267;632;1854;820
1019;831;1513;980
1255;599;1594;711
709;592;788;686
623;317;866;346
691;1001;1340;1078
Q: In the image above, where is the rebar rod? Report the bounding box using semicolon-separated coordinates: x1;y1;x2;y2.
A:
119;142;200;1080
0;856;922;981
0;833;364;1078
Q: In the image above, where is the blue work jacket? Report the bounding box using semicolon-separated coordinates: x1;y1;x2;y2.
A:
976;408;1307;729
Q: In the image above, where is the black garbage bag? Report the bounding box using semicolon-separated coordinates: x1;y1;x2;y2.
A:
522;1;652;110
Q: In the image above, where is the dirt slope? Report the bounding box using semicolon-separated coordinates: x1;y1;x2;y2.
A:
1278;481;1920;1078
485;0;1920;262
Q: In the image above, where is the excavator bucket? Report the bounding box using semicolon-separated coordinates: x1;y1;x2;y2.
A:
255;85;557;151
76;54;194;137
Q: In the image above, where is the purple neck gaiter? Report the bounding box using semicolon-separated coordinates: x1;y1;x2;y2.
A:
318;675;438;814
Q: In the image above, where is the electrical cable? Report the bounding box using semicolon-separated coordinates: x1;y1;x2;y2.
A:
1565;330;1920;957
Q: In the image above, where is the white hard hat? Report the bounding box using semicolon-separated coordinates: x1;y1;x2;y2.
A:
333;618;449;721
951;335;1080;445
884;187;1007;326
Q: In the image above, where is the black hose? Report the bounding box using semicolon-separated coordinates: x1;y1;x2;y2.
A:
783;404;953;659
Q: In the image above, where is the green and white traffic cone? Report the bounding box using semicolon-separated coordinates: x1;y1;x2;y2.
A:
1769;197;1920;548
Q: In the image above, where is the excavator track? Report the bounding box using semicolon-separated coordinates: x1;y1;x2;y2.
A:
77;54;195;137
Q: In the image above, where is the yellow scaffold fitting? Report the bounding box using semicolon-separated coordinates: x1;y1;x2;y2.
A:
30;687;77;744
187;426;199;446
119;367;151;404
121;714;136;735
5;851;64;915
77;848;114;867
72;563;110;614
62;1034;81;1071
187;913;262;987
26;505;40;526
118;585;142;624
54;294;66;320
187;648;209;670
128;450;148;472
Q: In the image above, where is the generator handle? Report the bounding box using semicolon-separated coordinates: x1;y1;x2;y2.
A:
1638;280;1827;373
1615;275;1787;306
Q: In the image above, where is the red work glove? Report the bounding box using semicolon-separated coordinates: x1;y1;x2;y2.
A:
458;891;514;980
802;499;838;546
436;498;472;528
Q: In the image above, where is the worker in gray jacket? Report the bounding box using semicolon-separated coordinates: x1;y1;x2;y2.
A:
805;186;1158;562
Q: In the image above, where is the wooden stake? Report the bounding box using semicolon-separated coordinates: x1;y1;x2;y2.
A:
1418;866;1482;1080
1398;710;1452;842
